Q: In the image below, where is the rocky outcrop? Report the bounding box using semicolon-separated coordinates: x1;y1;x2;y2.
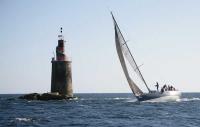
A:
19;93;75;100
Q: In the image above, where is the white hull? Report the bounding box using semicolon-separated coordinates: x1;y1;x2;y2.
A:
137;91;181;102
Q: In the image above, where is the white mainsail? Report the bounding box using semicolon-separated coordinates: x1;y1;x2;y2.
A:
112;13;144;96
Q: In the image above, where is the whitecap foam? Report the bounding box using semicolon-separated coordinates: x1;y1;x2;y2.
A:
79;98;94;100
113;97;132;100
15;118;32;122
79;97;134;101
126;99;138;103
68;97;79;101
177;97;200;102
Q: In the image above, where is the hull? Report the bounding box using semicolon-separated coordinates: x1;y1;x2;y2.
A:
136;91;181;102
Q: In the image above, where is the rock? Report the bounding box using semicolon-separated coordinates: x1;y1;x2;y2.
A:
19;93;75;101
19;93;40;100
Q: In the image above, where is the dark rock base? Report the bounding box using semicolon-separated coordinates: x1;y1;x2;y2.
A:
19;93;76;101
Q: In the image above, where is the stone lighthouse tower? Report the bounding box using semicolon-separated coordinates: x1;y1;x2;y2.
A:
51;28;73;97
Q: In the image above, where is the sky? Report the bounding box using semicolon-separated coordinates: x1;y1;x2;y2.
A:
0;0;200;94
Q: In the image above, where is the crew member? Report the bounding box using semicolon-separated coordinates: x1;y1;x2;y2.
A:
155;82;159;91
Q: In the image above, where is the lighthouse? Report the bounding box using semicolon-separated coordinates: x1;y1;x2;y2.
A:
51;28;73;97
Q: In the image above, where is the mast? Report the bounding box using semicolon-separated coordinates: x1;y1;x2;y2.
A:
111;12;151;92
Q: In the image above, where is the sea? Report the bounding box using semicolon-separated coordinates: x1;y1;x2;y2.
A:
0;93;200;127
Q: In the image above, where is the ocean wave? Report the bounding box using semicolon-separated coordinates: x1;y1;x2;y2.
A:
79;98;92;100
177;97;200;102
79;97;132;101
143;97;200;103
142;100;169;103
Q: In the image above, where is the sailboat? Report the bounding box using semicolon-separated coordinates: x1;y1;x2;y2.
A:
111;13;181;102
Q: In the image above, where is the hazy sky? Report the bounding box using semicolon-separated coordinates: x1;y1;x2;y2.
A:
0;0;200;93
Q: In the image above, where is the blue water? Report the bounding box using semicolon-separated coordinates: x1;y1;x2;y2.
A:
0;93;200;127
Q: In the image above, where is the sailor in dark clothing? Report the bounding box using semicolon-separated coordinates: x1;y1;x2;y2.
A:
170;86;173;91
161;88;164;93
155;82;159;91
163;84;167;91
161;84;167;93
